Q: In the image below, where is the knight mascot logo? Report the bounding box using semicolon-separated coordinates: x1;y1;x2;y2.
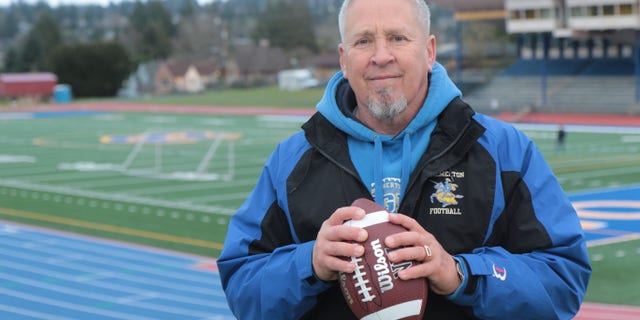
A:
430;178;463;208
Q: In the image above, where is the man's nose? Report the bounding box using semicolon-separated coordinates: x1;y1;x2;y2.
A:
371;41;395;66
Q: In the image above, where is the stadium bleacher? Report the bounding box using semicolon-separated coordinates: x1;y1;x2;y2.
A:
431;0;640;116
464;58;638;115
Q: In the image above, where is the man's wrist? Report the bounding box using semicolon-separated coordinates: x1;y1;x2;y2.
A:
455;258;465;284
446;256;469;300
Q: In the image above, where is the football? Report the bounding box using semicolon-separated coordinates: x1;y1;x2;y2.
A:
339;198;428;320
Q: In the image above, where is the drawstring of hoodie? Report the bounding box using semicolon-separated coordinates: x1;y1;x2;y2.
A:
372;133;413;211
400;133;412;201
373;137;384;207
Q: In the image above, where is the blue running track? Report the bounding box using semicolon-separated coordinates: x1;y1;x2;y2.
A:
0;222;234;320
1;185;638;319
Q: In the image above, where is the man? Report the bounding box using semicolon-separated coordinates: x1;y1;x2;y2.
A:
556;124;567;152
218;0;591;319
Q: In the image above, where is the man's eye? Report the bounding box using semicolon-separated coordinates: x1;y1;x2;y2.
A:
356;39;369;46
391;36;405;42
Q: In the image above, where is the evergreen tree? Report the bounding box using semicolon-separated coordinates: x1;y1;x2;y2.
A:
50;41;131;97
128;0;174;61
13;10;63;71
253;0;318;54
130;1;148;31
179;0;196;19
0;10;20;40
3;47;22;72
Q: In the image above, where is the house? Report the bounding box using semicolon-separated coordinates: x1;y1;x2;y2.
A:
119;61;161;97
154;58;222;94
299;52;341;84
0;72;57;99
225;43;291;86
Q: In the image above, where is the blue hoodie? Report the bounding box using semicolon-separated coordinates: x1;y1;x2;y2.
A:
316;62;461;212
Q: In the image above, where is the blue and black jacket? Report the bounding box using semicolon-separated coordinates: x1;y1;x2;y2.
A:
218;63;591;319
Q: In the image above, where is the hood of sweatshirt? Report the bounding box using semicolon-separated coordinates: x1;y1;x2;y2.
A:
316;62;461;212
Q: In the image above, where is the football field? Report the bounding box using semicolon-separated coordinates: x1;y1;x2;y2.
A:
0;103;639;318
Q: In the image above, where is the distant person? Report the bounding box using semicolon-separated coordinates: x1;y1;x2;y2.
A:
556;124;567;152
218;0;591;319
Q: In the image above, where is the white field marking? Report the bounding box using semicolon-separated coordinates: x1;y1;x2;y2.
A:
57;162;120;171
256;114;310;123
622;135;640;143
7;169;124;182
121;170;228;182
59;176;168;189
587;233;640;248
141;116;178;123
0;304;73;320
121;177;258;196
521;131;557;139
0;179;235;215
580;220;608;231
560;165;640;181
549;153;640;169
0;155;36;163
92;113;125;121
551;155;640;171
0;287;156;320
0;166;57;177
0;273;217;318
197;118;237;126
574;200;640;220
178;191;250;204
516;123;640;134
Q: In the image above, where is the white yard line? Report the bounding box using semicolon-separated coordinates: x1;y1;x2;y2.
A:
0;179;235;215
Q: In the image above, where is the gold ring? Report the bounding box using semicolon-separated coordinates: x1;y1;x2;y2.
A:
424;245;432;258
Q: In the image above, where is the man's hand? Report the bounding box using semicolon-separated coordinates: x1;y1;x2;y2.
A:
385;213;462;295
312;206;368;281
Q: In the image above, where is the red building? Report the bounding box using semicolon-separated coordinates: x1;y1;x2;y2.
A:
0;73;57;98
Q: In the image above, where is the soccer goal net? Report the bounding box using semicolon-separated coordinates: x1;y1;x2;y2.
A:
117;130;241;181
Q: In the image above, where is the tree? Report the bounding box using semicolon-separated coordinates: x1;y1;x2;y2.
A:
179;0;196;19
127;0;174;61
0;10;20;40
173;6;227;60
129;1;148;31
3;47;22;72
50;41;131;97
15;10;63;71
253;0;318;54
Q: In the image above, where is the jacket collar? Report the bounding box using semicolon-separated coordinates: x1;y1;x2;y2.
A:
302;97;486;195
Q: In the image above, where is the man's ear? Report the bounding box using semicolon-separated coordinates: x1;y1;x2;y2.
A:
426;35;437;72
339;44;348;79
